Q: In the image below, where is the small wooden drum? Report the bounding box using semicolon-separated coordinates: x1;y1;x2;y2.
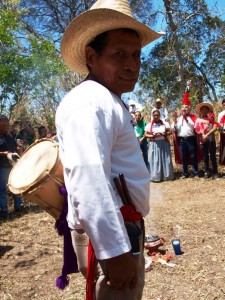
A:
8;138;65;219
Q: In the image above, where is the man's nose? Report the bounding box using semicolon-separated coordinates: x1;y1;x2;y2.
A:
124;56;140;72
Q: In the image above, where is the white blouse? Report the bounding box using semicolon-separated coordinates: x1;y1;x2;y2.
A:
145;122;170;140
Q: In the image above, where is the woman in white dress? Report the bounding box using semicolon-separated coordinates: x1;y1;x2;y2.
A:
145;109;174;182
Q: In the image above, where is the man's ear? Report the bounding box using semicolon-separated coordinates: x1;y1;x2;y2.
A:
85;46;96;69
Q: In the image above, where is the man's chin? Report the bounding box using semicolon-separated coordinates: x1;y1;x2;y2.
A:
121;83;136;93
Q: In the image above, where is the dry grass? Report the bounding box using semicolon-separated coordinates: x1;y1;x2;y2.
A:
1;177;225;300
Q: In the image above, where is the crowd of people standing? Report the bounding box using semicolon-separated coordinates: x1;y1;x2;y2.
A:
0;117;56;220
132;97;225;183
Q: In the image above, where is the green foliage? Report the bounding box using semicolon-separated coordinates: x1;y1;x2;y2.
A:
0;1;68;126
139;0;225;109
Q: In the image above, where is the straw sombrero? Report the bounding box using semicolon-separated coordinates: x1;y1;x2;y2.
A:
196;102;213;114
61;0;163;74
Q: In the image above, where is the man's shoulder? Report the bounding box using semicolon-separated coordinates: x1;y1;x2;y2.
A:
62;80;114;104
56;80;118;122
75;80;111;95
189;114;197;122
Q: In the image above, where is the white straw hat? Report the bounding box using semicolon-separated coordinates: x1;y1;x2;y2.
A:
196;102;213;114
61;0;162;74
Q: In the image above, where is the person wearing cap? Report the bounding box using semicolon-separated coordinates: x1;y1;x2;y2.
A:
172;82;199;179
151;98;168;122
218;99;225;166
55;0;162;299
0;115;22;220
195;102;219;179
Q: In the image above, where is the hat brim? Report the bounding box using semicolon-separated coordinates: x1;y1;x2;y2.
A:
196;102;213;114
61;9;162;74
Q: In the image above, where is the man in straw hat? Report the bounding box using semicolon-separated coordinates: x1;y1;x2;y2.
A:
56;0;162;299
195;102;219;179
151;98;168;122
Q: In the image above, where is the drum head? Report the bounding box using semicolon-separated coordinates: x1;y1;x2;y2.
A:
8;140;59;194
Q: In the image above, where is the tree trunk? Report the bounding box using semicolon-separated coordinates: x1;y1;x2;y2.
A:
163;0;184;93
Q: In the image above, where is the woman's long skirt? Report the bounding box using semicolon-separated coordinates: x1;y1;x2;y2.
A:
148;139;174;182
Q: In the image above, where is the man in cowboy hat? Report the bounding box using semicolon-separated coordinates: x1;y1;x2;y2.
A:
195;102;219;179
151;98;168;122
56;0;162;299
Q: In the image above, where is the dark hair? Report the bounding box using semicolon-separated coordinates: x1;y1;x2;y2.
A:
222;99;225;104
152;109;161;116
0;114;8;120
38;125;46;135
87;28;140;54
87;31;108;55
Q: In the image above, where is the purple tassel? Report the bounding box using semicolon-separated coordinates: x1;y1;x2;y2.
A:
55;187;68;236
59;186;68;197
56;275;69;290
55;186;78;291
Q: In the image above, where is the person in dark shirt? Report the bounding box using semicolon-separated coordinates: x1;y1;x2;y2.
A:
0;115;22;219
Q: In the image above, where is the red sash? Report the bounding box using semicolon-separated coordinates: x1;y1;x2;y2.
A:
86;205;142;300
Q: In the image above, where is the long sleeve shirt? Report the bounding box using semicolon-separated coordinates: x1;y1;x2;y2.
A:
56;80;150;260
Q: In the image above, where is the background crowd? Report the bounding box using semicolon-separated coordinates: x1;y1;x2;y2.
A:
131;95;225;183
0;116;56;219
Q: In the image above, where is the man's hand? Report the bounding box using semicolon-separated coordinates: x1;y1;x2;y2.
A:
106;252;138;290
202;134;209;141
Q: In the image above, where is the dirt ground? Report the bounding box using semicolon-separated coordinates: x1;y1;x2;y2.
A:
1;176;225;300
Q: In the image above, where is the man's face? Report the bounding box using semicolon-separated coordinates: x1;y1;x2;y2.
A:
181;105;190;116
155;102;161;109
200;106;210;116
0;118;9;135
86;29;141;97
